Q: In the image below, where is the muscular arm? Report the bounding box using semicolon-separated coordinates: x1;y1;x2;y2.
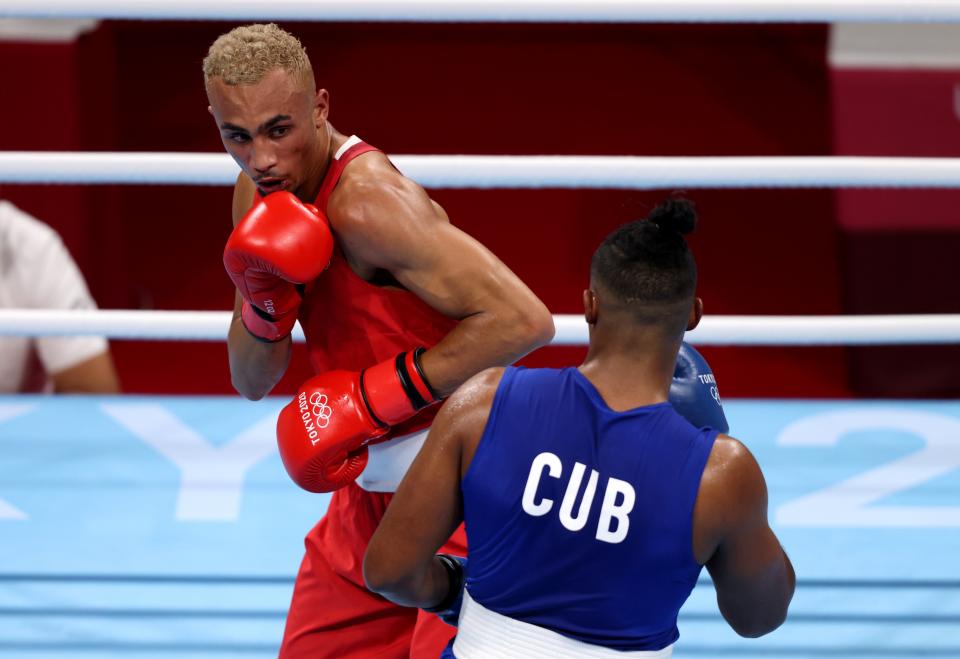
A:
329;160;554;396
694;435;795;637
364;368;502;606
226;174;292;400
51;351;121;393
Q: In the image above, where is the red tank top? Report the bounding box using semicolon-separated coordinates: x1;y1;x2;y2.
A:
298;137;456;436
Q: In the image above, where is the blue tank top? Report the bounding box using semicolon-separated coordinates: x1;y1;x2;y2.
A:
461;366;718;651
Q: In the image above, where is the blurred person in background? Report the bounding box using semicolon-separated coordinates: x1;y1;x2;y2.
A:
0;200;120;393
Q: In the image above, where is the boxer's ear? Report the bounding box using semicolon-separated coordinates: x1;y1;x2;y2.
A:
583;289;599;325
687;297;703;331
314;89;330;125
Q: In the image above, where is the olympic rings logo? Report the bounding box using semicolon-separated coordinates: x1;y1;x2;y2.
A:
710;386;722;405
309;391;334;428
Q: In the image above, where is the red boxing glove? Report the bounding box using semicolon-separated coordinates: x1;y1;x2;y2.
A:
223;192;333;342
277;348;440;492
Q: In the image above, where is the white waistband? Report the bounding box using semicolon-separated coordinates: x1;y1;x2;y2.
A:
453;590;673;659
354;427;429;493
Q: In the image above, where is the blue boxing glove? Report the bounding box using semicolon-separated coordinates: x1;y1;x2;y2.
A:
670;342;729;433
424;554;466;627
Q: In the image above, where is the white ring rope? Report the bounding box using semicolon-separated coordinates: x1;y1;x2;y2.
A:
4;153;960;189
3;1;960;23
2;310;959;346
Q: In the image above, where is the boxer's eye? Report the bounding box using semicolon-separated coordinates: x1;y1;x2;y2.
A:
227;132;250;144
270;125;291;138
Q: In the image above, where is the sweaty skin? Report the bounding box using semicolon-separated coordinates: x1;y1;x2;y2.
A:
207;69;554;400
364;368;795;638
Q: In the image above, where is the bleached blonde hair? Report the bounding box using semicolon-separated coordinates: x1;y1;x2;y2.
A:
203;23;313;89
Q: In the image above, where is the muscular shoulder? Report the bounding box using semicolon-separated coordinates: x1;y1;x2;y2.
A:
705;435;760;482
693;434;769;562
701;435;767;510
444;367;505;416
432;367;505;473
333;150;408;193
434;368;505;435
327;153;440;233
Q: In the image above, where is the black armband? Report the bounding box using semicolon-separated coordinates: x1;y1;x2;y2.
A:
423;553;466;615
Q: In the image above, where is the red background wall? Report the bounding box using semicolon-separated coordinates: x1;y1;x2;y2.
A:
1;22;863;397
833;68;960;397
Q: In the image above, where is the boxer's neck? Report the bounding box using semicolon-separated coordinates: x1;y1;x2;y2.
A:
579;327;679;412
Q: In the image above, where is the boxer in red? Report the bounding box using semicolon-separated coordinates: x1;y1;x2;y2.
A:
203;23;555;658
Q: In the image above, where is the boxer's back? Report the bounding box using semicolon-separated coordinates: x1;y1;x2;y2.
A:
461;366;718;651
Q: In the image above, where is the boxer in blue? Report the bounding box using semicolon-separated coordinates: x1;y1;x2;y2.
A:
364;198;794;657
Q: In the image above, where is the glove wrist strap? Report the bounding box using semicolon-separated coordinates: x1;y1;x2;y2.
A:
361;347;440;427
424;554;465;614
399;347;440;408
240;301;295;343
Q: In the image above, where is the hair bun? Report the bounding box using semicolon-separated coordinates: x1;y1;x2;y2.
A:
647;197;697;236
